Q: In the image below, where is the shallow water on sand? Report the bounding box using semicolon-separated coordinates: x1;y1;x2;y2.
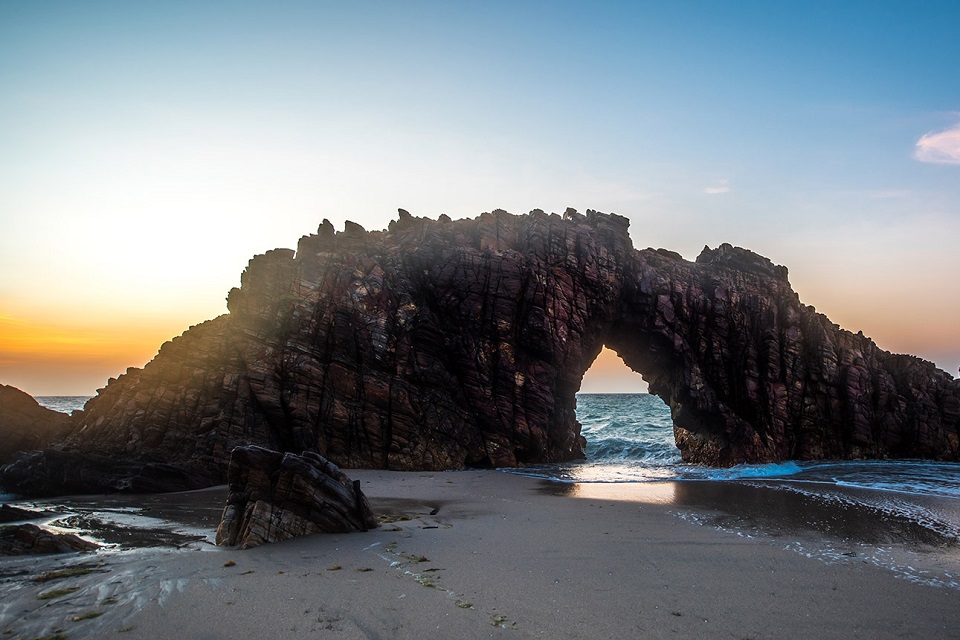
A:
521;394;960;590
3;488;225;549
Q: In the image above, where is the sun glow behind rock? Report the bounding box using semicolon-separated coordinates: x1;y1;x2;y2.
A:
0;303;213;396
580;347;649;394
2;1;959;395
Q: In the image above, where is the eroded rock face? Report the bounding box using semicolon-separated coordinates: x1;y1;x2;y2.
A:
215;445;376;548
0;385;74;464
2;208;959;495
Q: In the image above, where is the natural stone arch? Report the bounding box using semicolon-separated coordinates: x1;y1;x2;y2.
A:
3;208;959;496
600;244;798;467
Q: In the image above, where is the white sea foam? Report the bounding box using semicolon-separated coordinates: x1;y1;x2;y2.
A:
682;460;804;480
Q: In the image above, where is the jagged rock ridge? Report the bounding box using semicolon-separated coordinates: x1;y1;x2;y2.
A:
2;208;958;495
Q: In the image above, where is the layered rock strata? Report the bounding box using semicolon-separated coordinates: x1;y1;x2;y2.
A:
2;208;959;495
215;445;376;548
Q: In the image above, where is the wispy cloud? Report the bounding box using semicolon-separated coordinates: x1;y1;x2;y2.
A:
914;123;960;165
838;189;911;199
704;179;731;195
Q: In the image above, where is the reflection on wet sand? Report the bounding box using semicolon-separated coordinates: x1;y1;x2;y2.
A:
539;479;679;504
540;478;960;551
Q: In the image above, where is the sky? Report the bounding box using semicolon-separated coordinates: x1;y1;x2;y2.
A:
1;0;958;396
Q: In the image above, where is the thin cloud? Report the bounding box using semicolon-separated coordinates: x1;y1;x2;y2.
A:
914;123;960;165
838;189;910;199
704;179;731;195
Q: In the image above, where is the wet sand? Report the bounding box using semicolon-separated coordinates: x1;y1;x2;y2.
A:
2;471;960;639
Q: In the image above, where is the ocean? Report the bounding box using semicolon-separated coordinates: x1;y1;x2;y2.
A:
526;393;960;497
35;395;93;415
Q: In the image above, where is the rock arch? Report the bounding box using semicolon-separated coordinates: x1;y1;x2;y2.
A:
3;208;959;495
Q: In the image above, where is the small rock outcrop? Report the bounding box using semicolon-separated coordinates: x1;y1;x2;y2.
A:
215;445;376;548
2;208;959;495
0;523;99;555
0;385;74;464
0;449;220;497
0;504;51;523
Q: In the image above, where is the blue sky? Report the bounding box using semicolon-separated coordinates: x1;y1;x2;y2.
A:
1;1;958;394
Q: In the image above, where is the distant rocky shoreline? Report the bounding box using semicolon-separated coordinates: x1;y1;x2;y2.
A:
2;208;959;497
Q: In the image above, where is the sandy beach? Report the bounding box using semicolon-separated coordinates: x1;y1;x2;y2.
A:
3;470;960;640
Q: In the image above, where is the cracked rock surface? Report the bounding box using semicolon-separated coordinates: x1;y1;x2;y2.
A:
3;208;958;495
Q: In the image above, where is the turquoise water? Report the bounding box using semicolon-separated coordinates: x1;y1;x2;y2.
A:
521;393;807;483
507;393;960;589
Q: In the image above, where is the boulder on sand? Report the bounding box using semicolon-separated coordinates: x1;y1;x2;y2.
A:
216;445;377;548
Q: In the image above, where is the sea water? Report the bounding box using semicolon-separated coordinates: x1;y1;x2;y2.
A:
35;395;93;415
524;393;960;498
517;393;810;483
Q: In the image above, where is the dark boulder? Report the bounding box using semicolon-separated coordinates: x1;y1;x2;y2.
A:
0;385;75;464
215;445;376;548
0;449;220;497
0;523;99;555
0;504;52;523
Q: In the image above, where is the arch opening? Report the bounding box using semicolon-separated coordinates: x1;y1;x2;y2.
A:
578;346;649;394
569;347;681;483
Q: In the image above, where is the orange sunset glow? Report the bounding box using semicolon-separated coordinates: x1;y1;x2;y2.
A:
1;2;958;398
0;306;214;396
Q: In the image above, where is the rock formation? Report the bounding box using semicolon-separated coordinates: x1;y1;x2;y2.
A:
0;449;220;496
0;385;74;464
0;523;99;555
2;208;959;495
0;504;52;523
215;445;376;548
